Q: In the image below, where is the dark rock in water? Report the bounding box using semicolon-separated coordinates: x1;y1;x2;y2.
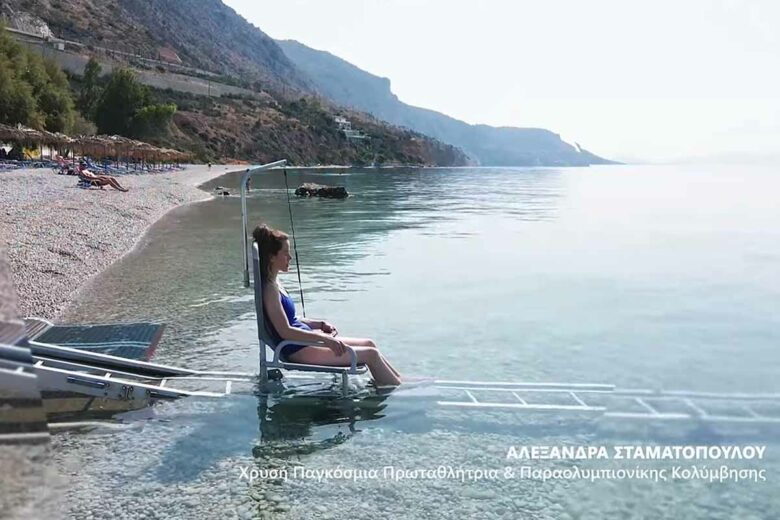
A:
295;183;348;199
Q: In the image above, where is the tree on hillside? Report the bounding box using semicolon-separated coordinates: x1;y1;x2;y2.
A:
94;68;176;138
0;25;76;132
38;59;76;132
77;58;103;119
94;69;148;135
0;60;38;127
131;103;177;138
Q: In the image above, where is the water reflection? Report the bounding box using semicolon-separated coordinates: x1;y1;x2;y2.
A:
147;387;394;483
254;391;392;455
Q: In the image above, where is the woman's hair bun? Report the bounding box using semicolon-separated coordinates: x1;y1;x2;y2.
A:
252;224;270;245
252;223;289;281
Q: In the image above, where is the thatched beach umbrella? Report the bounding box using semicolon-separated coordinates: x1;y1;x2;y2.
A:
50;132;75;146
68;133;188;169
0;123;44;146
1;125;188;166
0;123;75;159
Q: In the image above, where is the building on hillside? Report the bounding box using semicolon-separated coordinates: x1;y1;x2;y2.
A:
334;116;368;141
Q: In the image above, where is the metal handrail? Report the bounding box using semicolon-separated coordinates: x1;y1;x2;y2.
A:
240;160;287;287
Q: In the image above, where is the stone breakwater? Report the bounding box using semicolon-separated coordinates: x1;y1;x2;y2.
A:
0;165;239;319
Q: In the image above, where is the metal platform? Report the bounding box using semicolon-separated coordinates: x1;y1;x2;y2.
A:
6;321;780;431
428;379;780;426
25;317;165;361
28;340;257;404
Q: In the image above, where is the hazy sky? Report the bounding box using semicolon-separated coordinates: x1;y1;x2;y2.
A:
224;0;780;163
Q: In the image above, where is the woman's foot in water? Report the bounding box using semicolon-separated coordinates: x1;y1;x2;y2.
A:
367;379;401;393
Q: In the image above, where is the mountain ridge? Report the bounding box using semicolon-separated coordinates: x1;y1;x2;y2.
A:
1;0;611;167
277;39;615;166
1;0;469;166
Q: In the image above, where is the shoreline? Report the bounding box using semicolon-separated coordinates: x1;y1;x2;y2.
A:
0;164;241;320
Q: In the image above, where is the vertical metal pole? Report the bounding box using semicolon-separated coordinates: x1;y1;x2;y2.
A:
240;168;250;287
240;160;287;287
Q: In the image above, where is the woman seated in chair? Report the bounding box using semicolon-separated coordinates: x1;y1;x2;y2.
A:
77;161;129;192
254;224;402;387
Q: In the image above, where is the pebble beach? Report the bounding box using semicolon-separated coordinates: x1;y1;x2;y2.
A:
0;165;239;319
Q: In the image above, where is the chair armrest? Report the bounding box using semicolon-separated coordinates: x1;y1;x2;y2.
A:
272;340;358;373
272;339;322;365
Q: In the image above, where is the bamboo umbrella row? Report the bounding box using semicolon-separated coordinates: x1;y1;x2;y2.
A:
0;123;191;162
76;134;190;162
0;123;73;146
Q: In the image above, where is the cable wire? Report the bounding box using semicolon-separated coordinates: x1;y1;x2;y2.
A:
283;168;307;317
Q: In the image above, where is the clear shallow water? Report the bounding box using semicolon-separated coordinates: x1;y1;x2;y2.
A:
55;165;779;519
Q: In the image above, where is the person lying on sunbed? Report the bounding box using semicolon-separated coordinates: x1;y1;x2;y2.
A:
77;162;129;192
254;224;402;387
54;155;75;175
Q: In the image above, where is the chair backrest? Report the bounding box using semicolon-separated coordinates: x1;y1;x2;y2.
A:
251;242;282;362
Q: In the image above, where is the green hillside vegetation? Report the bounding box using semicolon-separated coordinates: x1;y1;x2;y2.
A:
153;88;467;165
0;27;175;140
87;66;176;138
70;59;176;139
0;24;76;132
1;24;467;166
3;0;596;166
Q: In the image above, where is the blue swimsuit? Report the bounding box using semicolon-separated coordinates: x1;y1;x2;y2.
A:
278;291;311;359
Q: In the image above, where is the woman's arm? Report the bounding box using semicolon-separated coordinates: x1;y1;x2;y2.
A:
300;317;338;335
299;317;323;329
263;285;345;352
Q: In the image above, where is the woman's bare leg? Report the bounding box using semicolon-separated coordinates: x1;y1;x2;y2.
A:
107;178;128;191
334;337;401;379
96;175;128;191
288;346;401;386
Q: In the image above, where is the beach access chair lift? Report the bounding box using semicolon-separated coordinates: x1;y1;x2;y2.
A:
238;160;367;397
26;339;253;402
252;243;368;396
0;318;256;425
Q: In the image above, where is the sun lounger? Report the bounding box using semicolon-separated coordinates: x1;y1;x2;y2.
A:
251;242;368;395
77;172;101;189
53;157;76;175
86;159;128;175
24;317;165;361
0;160;22;170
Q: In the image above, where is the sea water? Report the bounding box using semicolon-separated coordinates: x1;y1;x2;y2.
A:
56;165;779;519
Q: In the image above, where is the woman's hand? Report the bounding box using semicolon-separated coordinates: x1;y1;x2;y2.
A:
326;336;348;356
320;321;338;336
